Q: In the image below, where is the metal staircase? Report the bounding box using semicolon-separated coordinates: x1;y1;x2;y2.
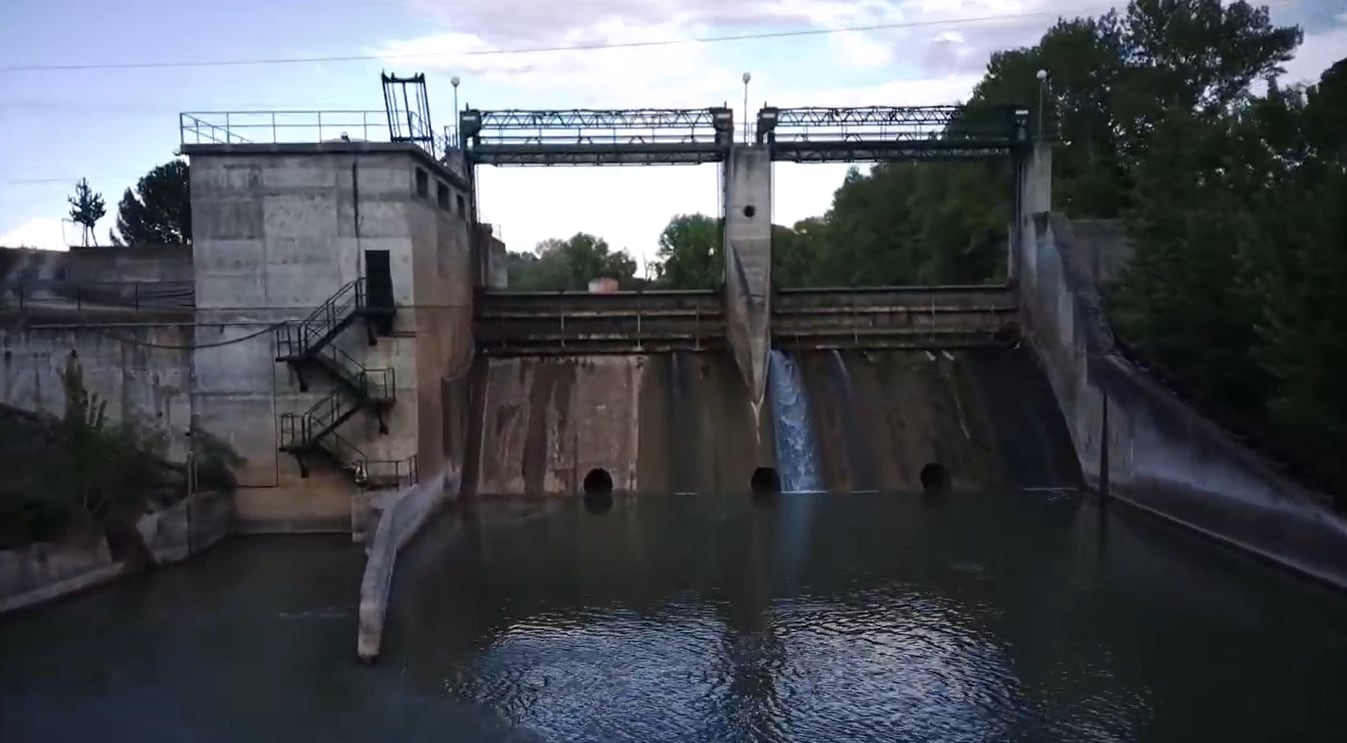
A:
275;280;417;488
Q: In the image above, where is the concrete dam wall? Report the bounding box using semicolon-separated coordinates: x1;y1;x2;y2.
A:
1018;210;1347;588
467;348;1081;496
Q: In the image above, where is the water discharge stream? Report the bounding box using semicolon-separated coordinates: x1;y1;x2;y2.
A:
766;350;823;493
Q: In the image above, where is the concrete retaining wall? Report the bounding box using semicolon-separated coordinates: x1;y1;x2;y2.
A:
356;469;452;661
135;490;235;565
0;324;195;460
1017;211;1347;588
0;534;122;614
0;491;233;615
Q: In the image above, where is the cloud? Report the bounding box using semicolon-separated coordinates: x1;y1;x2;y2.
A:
1282;18;1347;86
372;0;1048;266
0;217;70;251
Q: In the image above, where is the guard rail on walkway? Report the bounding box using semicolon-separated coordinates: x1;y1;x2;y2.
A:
475;285;1017;354
180;110;392;147
0;280;196;316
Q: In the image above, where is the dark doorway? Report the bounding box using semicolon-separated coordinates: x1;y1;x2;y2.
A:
364;249;394;334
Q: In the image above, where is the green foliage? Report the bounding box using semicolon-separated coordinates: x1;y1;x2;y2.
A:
654;214;721;289
54;355;169;527
506;232;639;290
0;357;241;548
67;178;106;247
190;425;245;494
112;160;191;246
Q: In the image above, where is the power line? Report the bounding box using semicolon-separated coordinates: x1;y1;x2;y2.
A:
2;7;1118;73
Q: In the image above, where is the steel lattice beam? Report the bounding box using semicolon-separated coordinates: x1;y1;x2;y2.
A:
461;107;735;166
757;104;1030;163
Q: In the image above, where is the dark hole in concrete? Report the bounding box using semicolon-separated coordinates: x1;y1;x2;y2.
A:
581;468;614;514
583;468;613;495
742;204;756;218
993;321;1023;348
750;466;781;495
920;463;950;495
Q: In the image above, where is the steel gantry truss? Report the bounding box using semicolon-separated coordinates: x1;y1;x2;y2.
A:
381;72;436;156
458;107;736;166
756;104;1031;162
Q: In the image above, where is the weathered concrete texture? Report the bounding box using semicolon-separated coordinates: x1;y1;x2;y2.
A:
472;353;771;495
187;143;476;530
474;356;645;495
0;244;192;285
964;346;1083;490
357;469;453;661
1018;209;1347;588
0;534;124;615
664;351;773;494
1059;219;1133;287
723;146;773;418
134;490;234;565
0;325;194;460
798;350;1002;492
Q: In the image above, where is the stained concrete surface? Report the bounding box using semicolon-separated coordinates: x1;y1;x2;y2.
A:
1017;207;1347;589
799;350;1007;493
467;348;1079;496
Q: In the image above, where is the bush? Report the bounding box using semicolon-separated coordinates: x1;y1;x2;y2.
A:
0;355;242;548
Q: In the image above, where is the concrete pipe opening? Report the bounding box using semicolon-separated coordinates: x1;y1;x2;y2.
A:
750;467;781;496
582;468;614;515
920;463;950;495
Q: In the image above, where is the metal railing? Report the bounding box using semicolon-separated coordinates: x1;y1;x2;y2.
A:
323;432;419;488
180;110;391;147
0;279;196;314
275;279;366;358
367;455;419;487
313;343;396;403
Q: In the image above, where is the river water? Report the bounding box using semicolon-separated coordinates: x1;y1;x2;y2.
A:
4;491;1347;742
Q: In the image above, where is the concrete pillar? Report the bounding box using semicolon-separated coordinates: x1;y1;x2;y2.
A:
1012;141;1053;282
1025;140;1052;214
722;145;773;417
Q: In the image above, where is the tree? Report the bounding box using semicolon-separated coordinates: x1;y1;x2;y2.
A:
66;178;105;247
113;160;191;245
505;232;638;291
653;214;721;289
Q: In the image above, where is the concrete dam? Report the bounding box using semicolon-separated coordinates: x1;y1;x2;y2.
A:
467;346;1077;497
4;87;1347;659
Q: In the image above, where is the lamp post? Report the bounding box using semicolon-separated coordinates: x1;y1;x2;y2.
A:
1035;69;1048;141
741;72;752;142
451;75;461;148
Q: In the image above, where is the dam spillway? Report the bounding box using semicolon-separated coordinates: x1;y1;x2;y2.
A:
464;346;1082;497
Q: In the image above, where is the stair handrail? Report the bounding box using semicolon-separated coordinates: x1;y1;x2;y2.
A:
324;430;368;469
281;279;368;356
301;388;347;431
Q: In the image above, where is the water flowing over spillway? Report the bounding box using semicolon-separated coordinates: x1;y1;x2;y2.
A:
767;349;823;493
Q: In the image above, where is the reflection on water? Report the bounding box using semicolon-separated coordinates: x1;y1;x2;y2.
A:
4;492;1347;743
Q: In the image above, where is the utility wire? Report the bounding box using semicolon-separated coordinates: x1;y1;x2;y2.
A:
1;6;1122;73
1;0;1307;74
101;320;290;349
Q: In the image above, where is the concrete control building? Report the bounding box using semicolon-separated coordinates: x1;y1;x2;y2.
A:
0;134;501;532
185;141;489;530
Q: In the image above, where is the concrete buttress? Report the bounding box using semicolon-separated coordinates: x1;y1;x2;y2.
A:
722;145;773;423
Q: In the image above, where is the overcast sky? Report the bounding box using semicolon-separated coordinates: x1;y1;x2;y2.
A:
1;0;1342;270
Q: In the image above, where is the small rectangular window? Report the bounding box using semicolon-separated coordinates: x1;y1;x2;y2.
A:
437;182;450;210
415;167;428;198
456;193;466;214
